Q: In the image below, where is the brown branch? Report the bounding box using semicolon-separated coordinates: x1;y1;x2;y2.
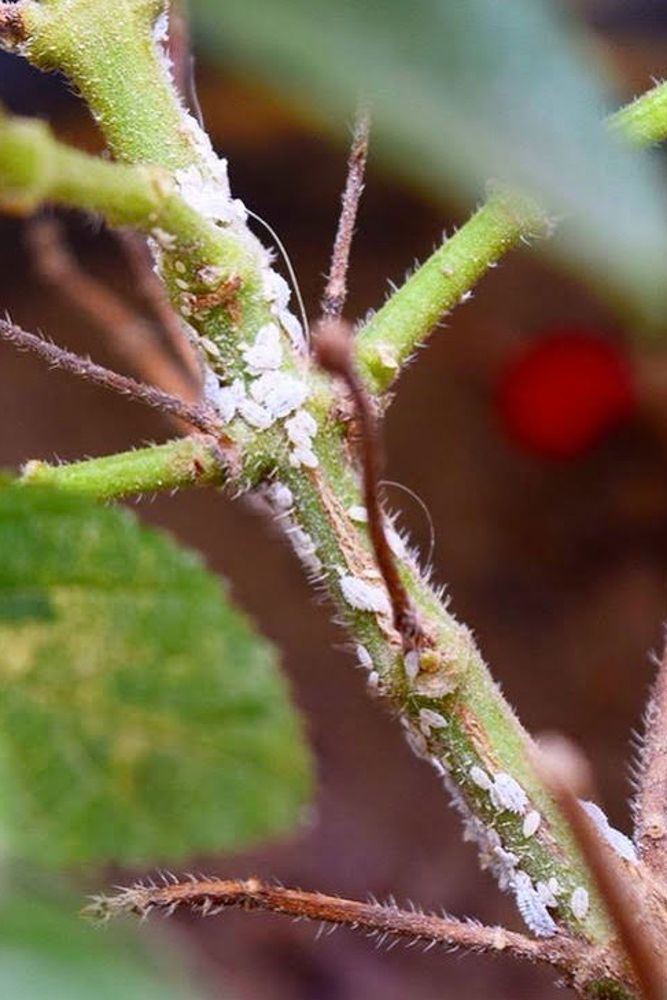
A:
26;218;197;402
321;105;370;322
315;319;425;648
0;2;27;48
0;318;221;436
635;636;667;877
538;749;667;1000
117;230;202;389
84;875;582;975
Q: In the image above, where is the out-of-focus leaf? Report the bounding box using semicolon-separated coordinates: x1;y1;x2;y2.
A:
192;0;667;323
0;485;311;865
0;874;202;1000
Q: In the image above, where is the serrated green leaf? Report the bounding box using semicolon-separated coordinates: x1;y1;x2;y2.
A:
191;0;667;323
0;485;311;865
0;873;203;1000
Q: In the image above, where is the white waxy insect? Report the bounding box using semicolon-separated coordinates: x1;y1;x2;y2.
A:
404;727;428;759
151;227;176;250
250;372;309;419
285;410;317;447
286;410;319;467
367;670;380;690
429;755;447;777
489;773;528;815
404;650;420;682
288;527;316;556
570;886;589;921
289;446;319;469
418;708;447;736
376;343;399;371
200;336;221;358
278;309;307;352
339;575;391;615
286;526;321;574
263;270;291;313
267;482;293;512
490;844;520;891
347;505;368;523
535;880;558;908
522;810;541;838
513;872;558;938
174;163;236;225
580;800;638;864
242;324;283;374
470;765;493;791
217;378;246;423
239;397;274;430
355;644;373;669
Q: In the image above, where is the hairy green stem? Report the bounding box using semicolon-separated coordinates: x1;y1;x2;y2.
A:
608;79;667;147
0;112;225;262
19;0;194;167
354;188;548;394
21;436;225;500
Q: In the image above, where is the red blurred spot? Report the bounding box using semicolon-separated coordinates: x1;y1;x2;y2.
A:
495;328;636;459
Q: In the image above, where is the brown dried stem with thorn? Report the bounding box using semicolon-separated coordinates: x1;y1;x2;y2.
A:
26;217;200;404
315;317;426;648
0;318;221;437
83;875;586;980
321;105;370;322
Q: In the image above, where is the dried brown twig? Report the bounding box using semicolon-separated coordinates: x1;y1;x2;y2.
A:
0;318;220;436
116;230;202;388
84;874;584;976
27;217;199;402
321;105;370;323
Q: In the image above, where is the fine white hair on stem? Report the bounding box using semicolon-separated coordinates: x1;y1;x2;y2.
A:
246;208;310;350
380;479;436;567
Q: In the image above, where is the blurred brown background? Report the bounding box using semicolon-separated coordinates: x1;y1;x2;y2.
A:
2;2;667;997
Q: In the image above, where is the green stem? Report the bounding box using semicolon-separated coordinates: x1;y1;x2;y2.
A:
354;189;548;394
20;436;225;501
0;107;268;385
355;79;667;397
608;79;667;146
0;112;224;262
20;0;194;167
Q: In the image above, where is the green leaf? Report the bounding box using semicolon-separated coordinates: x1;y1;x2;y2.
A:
0;873;203;1000
0;485;311;865
191;0;667;323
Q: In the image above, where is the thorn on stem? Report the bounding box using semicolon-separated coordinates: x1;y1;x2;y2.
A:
315;317;426;648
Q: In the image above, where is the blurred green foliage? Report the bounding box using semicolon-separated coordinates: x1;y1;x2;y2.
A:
192;0;667;325
0;485;311;865
0;874;205;1000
